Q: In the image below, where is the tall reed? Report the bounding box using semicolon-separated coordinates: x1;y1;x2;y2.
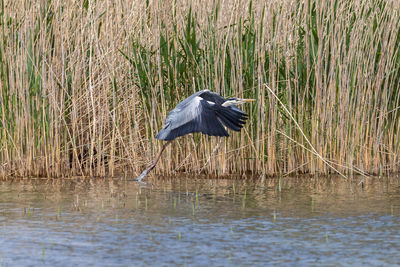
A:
1;0;399;178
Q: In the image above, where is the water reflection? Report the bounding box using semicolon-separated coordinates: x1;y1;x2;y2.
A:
0;175;400;265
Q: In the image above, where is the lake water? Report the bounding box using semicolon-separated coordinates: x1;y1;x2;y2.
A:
0;175;400;266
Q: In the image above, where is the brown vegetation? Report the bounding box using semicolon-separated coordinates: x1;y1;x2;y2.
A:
1;0;399;178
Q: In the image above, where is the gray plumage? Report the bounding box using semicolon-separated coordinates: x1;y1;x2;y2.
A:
156;90;249;141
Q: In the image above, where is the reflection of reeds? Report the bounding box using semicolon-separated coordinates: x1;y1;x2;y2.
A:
1;0;399;178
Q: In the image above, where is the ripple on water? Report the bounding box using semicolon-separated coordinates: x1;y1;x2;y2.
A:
0;175;400;266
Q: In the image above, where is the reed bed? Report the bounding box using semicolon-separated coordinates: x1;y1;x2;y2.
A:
0;0;399;178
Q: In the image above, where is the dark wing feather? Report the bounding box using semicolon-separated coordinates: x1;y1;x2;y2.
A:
216;106;248;132
198;91;249;131
198;90;227;105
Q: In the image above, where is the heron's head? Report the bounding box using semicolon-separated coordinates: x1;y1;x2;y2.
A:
222;97;256;107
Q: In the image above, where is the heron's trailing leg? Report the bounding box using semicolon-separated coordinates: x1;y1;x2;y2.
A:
135;140;173;182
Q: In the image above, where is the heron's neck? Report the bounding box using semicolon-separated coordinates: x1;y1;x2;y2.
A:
222;100;238;107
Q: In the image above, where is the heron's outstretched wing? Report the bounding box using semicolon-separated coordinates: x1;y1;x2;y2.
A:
156;89;249;140
156;93;229;140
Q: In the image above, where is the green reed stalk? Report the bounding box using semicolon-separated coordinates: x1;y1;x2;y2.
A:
0;0;399;178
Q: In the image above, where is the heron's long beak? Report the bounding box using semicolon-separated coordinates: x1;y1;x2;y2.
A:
241;98;256;102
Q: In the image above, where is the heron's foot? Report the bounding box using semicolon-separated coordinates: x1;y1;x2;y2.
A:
125;178;147;184
134;169;150;182
133;179;147;185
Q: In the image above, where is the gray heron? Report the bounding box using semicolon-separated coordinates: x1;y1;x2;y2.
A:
135;89;255;181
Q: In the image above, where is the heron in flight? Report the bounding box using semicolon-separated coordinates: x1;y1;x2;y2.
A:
135;89;255;181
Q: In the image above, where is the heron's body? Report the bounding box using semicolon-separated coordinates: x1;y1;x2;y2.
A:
156;90;249;140
135;89;254;182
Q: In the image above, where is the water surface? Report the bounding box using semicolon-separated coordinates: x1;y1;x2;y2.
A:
0;175;400;266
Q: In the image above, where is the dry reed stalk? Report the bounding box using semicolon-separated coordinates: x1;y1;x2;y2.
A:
0;0;399;178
